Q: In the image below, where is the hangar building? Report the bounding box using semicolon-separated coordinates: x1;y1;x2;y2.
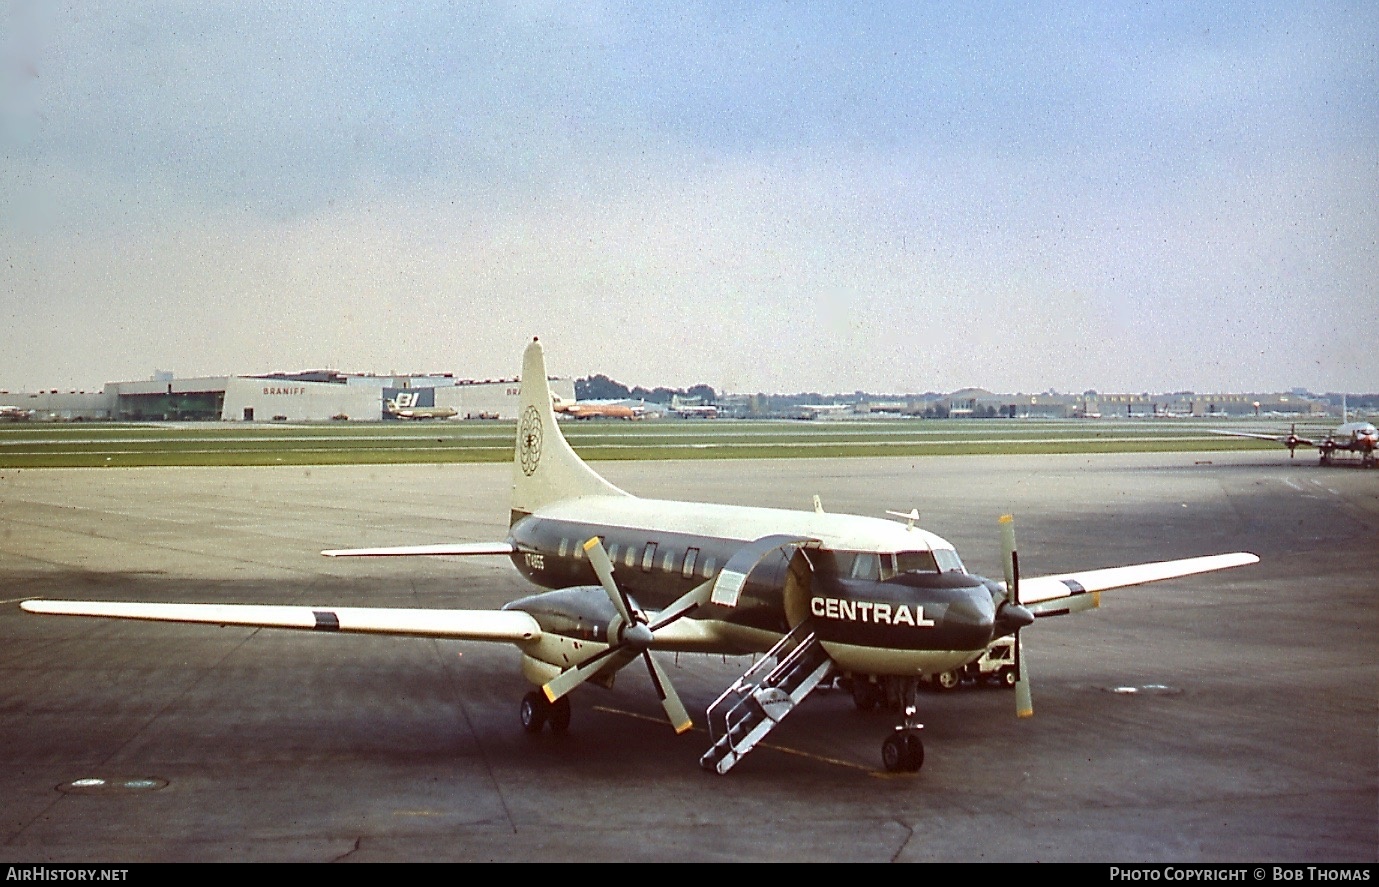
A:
216;372;573;422
8;372;575;422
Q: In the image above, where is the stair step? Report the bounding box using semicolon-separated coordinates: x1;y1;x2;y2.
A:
700;626;833;774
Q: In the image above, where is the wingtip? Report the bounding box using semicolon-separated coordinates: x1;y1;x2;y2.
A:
673;719;694;735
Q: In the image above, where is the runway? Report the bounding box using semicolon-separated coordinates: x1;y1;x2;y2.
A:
2;452;1375;862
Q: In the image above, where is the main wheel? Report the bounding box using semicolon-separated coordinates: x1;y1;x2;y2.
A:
852;680;882;712
548;695;572;734
520;691;548;733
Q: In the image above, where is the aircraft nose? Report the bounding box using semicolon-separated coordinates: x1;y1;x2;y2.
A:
949;590;996;628
941;589;997;649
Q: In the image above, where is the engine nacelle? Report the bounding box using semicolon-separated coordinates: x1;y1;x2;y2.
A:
503;586;620;675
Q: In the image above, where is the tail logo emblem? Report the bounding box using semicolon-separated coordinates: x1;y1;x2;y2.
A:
519;406;543;475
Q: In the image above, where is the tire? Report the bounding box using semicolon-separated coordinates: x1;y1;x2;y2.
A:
520;691;547;734
934;670;961;691
882;733;906;772
902;732;925;772
883;731;924;772
1000;668;1017;689
548;696;572;734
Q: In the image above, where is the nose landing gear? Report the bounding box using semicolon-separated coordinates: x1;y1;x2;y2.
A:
881;678;924;773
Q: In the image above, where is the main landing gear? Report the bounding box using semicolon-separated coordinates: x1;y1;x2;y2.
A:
520;691;571;734
850;676;924;772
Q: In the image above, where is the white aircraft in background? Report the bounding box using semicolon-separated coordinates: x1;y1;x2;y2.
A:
384;397;458;421
1213;415;1377;467
0;405;33;421
23;339;1259;774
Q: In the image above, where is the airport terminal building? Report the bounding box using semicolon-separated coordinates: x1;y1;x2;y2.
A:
4;372;575;422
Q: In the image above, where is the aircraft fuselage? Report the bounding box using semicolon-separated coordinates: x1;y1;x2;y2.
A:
506;496;1013;676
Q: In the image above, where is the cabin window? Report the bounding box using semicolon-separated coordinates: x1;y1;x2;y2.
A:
624;546;636;568
701;555;717;579
642;542;658;572
661;550;675;572
557;538;569;559
607;543;619;563
682;548;699;578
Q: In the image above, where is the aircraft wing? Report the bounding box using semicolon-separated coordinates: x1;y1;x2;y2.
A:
321;542;515;557
1013;552;1259;607
19;599;540;642
1209;430;1316;447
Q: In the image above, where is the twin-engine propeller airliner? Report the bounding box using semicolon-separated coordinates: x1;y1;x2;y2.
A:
1213;420;1377;467
22;339;1259;774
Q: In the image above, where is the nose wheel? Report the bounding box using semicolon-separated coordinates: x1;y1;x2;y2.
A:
881;678;924;772
883;729;924;772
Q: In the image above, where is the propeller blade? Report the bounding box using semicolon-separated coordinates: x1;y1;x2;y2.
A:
642;581;711;731
649;578;714;631
542;645;631;702
999;514;1019;604
1001;514;1034;718
584;537;636;627
643;651;693;733
1015;635;1034;718
544;539;700;732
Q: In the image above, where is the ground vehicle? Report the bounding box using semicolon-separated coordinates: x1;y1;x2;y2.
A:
926;637;1018;690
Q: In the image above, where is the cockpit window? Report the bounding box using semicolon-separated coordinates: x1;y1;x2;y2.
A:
894;550;939;574
812;548;965;580
849;552;880;581
933;549;966;573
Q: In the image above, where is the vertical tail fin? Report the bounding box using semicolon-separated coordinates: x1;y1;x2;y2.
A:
510;338;629;524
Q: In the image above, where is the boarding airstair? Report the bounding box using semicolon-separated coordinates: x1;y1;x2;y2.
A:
699;623;833;774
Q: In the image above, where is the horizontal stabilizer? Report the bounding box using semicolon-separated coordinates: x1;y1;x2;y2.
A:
20;600;540;642
1013;552;1259;606
321;542;515;558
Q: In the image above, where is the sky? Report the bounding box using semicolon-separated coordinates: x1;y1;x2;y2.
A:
2;2;1375;396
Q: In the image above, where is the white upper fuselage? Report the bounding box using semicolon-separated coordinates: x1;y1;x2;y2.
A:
531;495;956;557
1335;422;1378;444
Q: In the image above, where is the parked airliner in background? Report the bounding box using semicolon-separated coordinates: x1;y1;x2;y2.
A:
1213;418;1377;467
384;398;458;421
551;394;645;420
0;405;33;421
22;339;1259;774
